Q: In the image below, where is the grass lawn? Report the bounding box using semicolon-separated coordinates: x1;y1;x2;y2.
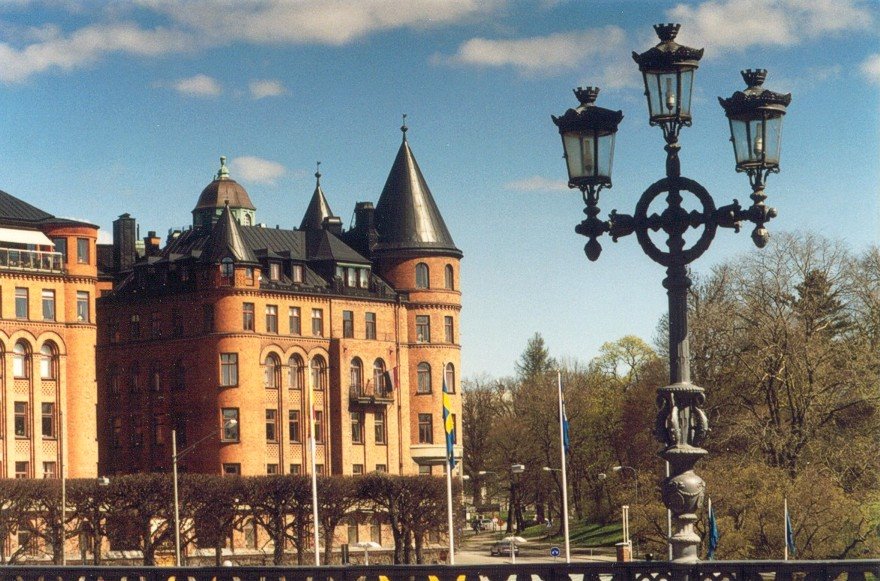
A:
521;521;623;547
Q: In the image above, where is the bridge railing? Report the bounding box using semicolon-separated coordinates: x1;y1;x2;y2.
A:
1;560;877;581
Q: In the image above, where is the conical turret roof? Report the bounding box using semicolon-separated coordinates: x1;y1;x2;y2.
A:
299;165;335;231
374;126;460;257
205;203;257;263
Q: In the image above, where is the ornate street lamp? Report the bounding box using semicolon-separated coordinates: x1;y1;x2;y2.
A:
552;23;790;563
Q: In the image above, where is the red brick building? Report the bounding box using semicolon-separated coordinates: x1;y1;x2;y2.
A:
0;190;99;479
96;129;462;477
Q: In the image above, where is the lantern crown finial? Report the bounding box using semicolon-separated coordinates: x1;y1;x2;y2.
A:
574;86;600;106
654;23;681;42
741;69;767;89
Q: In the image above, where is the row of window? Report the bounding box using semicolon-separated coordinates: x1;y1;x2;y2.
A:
47;236;90;266
2;341;59;380
415;262;455;290
415;314;455;344
10;401;57;439
220;261;305;285
7;288;90;322
417;412;456;445
11;460;58;479
243;305;326;336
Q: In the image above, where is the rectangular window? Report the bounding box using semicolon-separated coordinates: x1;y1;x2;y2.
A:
375;410;386;445
376;464;387;473
203;304;215;333
41;290;55;321
112;417;122;447
343;310;354;338
43;461;57;479
351;411;364;444
416;315;430;343
359;268;370;288
316;464;325;476
292;265;303;283
222;408;240;441
52;238;67;263
348;520;359;544
265;409;277;442
14;402;27;437
76;237;90;264
365;312;376;340
290;463;301;475
418;413;433;444
243;303;255;331
347;267;357;287
150;310;160;337
289;307;301;334
352;464;364;475
15;288;28;320
130;314;141;339
267;463;278;475
445;316;454;343
371;520;381;544
289;410;301;442
266;305;278;333
76;291;89;323
171;308;183;337
314;410;324;443
419;465;432;475
220;353;238;386
223;463;241;476
15;461;28;479
311;309;324;337
269;262;281;281
41;403;55;438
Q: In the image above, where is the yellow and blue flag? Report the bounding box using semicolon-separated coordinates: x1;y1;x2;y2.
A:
442;380;456;468
707;500;719;559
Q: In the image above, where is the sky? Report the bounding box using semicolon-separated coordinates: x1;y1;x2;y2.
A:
0;0;876;379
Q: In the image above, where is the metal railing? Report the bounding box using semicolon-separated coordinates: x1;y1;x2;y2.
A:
349;382;394;404
0;247;63;272
0;560;877;581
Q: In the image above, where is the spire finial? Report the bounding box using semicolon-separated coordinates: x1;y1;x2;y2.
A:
217;155;230;180
401;113;408;142
315;161;322;184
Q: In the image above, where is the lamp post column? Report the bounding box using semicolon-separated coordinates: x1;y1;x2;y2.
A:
172;429;181;567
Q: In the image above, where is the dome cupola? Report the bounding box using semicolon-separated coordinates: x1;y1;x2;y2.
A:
192;156;257;229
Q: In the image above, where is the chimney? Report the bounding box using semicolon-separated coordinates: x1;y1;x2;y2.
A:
354;202;375;230
323;216;343;236
112;213;137;272
144;230;162;257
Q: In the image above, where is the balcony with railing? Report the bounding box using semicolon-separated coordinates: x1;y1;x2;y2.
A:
349;381;394;405
0;247;64;273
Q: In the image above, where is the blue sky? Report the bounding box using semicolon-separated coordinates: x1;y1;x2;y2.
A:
0;0;876;378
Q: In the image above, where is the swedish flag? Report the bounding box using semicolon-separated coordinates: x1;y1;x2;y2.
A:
442;381;456;468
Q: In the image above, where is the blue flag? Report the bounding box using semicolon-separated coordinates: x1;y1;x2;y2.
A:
706;501;719;560
786;506;796;557
442;381;456;468
561;399;570;455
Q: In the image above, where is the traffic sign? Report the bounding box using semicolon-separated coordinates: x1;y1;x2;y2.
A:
550;547;560;557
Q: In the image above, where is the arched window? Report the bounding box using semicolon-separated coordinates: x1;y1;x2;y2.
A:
288;355;304;390
417;362;431;394
415;263;429;289
310;356;327;391
150;363;161;392
13;341;30;379
174;359;186;391
444;363;456;394
445;264;454;290
129;363;140;393
220;257;234;277
108;365;120;395
350;358;363;391
264;354;280;389
373;359;387;394
40;342;58;380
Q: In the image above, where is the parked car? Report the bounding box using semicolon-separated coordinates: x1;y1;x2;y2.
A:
472;518;494;531
490;541;519;556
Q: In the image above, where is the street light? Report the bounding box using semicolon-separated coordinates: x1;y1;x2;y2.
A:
172;418;238;566
611;466;640;557
552;23;791;563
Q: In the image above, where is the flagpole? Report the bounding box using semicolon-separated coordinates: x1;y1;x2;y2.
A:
446;458;455;564
309;369;320;566
784;497;788;561
557;370;570;563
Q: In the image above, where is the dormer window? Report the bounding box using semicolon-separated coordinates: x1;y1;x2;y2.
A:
245;266;254;285
346;267;357;287
359;268;369;288
292;265;303;283
269;262;281;281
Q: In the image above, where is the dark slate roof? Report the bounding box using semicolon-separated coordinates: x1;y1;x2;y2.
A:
309;230;371;264
374;133;461;257
299;171;334;231
0;189;55;222
239;225;306;258
204;204;258;263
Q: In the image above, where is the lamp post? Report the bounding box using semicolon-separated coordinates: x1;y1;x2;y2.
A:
172;418;238;567
552;23;791;563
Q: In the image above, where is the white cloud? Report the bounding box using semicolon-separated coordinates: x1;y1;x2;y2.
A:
860;54;880;85
171;73;221;97
667;0;875;52
138;0;500;45
504;176;568;192
231;156;286;185
0;22;189;83
249;79;286;99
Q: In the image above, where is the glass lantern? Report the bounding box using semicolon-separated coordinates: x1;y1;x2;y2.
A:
632;23;704;127
552;87;624;190
719;69;791;173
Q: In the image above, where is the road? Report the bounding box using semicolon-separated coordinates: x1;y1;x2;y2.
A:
455;531;617;565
